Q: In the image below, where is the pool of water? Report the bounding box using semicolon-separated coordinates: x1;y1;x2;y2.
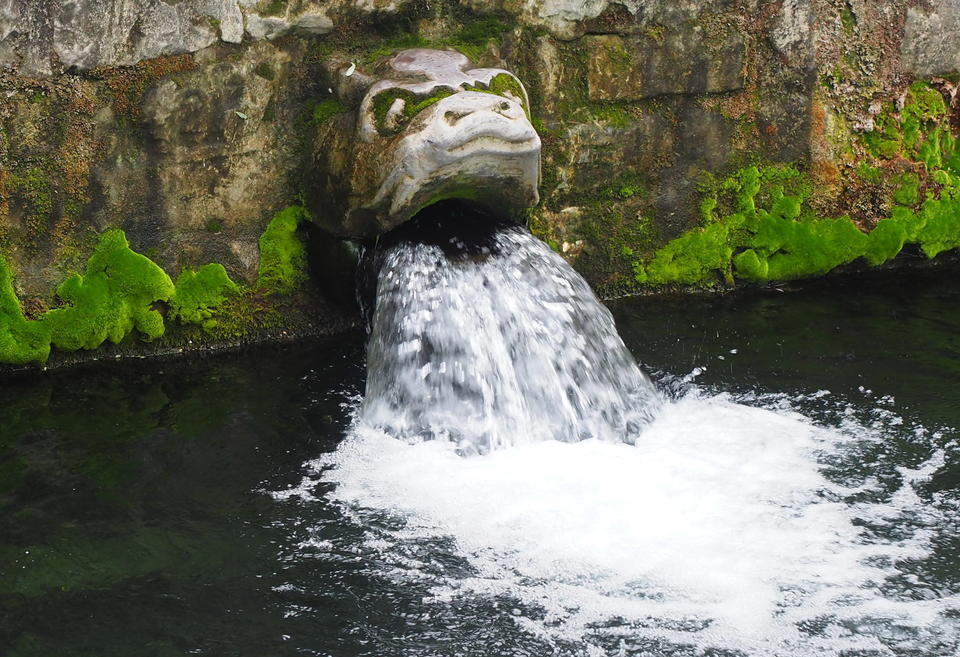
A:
1;268;958;657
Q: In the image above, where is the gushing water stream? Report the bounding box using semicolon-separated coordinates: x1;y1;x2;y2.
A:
362;219;661;453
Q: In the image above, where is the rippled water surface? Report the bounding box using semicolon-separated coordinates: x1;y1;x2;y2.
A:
2;267;959;656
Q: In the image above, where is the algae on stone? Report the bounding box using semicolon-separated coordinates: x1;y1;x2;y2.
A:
0;257;50;365
169;263;240;330
257;206;310;293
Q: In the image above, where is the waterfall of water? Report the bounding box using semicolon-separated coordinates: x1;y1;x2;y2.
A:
360;212;662;454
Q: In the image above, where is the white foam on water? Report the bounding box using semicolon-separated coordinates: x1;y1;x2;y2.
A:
281;388;959;656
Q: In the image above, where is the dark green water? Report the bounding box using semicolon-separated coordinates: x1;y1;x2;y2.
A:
1;268;958;657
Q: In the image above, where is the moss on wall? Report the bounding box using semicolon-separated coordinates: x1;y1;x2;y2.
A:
337;11;515;67
627;81;960;289
0;230;177;363
0;206;313;366
169;264;241;330
0;257;50;365
257;205;310;293
311;98;347;125
2;5;958;352
42;229;174;351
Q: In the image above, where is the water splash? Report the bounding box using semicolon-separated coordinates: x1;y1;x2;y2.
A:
276;387;960;656
362;221;661;453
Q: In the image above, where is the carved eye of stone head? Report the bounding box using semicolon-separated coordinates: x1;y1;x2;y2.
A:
360;73;530;140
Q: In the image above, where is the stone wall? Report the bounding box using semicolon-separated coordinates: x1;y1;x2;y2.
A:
1;0;959;366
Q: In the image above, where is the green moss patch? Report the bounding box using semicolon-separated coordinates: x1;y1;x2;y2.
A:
0;258;50;365
169;264;240;330
41;229;175;351
371;87;456;135
626;79;960;289
465;73;530;118
634;161;960;287
257;206;310;294
7;167;54;233
863;82;950;163
254;62;276;81
311;98;347;125
257;0;287;17
0;230;174;364
0;208;312;365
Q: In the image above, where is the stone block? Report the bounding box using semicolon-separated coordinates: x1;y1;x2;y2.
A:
585;30;746;102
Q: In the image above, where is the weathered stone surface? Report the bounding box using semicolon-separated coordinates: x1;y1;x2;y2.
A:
245;10;333;40
0;0;959;335
0;0;338;77
0;0;232;76
561;115;675;190
770;0;813;67
585;30;746;101
0;0;773;79
523;0;642;39
901;1;960;76
136;43;297;281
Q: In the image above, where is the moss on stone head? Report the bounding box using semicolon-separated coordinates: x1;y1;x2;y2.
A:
465;73;530;118
311;98;347;125
257;206;310;294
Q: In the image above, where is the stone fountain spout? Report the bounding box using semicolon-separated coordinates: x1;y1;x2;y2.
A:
307;49;541;238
